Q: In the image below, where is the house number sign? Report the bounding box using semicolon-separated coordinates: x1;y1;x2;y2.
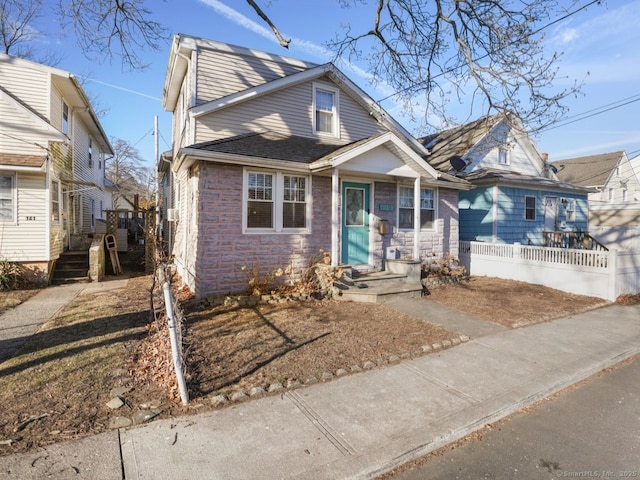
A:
25;216;36;221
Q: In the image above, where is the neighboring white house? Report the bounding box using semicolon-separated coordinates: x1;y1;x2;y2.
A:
0;54;113;284
553;151;640;249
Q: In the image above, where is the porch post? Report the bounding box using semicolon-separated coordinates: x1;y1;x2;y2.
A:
413;177;420;261
331;168;340;267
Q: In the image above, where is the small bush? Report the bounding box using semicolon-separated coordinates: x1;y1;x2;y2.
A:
0;258;27;291
422;252;466;278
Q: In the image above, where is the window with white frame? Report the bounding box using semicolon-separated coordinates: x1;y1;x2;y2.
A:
88;138;93;168
62;101;69;134
51;180;60;222
420;188;436;229
398;186;414;229
313;84;339;137
91;199;95;228
525;196;536;220
608;188;614;201
622;188;628;202
565;198;575;222
497;148;509;165
0;174;15;222
245;171;310;232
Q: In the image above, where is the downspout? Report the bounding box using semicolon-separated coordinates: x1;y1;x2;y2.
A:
331;168;340;266
413;177;420;261
492;185;499;242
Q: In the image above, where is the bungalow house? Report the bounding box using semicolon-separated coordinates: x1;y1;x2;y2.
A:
159;34;470;298
419;115;593;247
0;54;113;284
552;151;640;249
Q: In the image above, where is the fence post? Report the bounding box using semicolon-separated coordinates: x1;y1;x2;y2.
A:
513;242;521;280
607;248;617;302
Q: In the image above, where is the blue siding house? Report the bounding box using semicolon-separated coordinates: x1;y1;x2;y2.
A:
421;114;592;247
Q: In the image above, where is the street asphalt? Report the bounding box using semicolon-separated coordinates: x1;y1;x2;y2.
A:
0;283;638;480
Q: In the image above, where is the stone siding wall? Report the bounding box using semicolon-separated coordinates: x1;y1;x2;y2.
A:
194;163;331;297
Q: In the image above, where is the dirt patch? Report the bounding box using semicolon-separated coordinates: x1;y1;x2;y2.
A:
0;289;40;316
425;276;609;327
185;300;458;397
0;275;618;456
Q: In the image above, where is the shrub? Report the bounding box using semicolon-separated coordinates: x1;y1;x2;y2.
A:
0;258;27;291
422;252;466;278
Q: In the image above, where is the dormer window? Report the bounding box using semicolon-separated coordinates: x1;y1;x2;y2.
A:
313;84;339;137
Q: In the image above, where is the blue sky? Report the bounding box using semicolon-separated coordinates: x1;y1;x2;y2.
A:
39;0;640;169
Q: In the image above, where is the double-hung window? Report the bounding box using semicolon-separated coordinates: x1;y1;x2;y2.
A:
0;174;15;222
51;180;60;222
420;188;435;229
313;84;339;137
525;196;536;220
245;170;310;232
398;187;414;229
398;186;436;229
88;138;93;168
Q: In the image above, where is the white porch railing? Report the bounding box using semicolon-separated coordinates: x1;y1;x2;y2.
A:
459;241;640;301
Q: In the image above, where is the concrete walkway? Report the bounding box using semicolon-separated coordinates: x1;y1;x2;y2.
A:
0;295;638;479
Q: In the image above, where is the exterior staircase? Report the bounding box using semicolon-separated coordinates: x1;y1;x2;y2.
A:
333;260;423;303
52;250;90;285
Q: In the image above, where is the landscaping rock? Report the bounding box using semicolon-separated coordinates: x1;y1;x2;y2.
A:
210;394;228;406
432;342;442;350
350;365;362;372
460;335;470;343
132;409;161;425
388;355;400;363
108;417;132;429
249;387;265;397
110;386;132;398
286;379;301;388
335;369;348;377
304;375;318;384
106;397;124;410
422;345;432;353
321;371;334;381
230;391;248;402
139;399;162;409
363;361;376;370
267;383;283;392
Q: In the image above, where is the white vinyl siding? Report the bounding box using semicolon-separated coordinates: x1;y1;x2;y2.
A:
195;48;308;104
0;172;49;261
0;60;50;119
195;79;384;144
0;94;51;156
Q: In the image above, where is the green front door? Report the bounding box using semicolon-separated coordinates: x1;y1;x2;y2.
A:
342;182;370;265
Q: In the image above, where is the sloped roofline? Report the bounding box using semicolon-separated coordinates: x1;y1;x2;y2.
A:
162;35;432;170
0;53;113;155
0;85;67;144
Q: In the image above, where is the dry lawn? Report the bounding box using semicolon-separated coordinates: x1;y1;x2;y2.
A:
0;275;618;456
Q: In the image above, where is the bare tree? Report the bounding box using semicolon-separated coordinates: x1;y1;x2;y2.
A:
107;137;154;209
56;0;169;71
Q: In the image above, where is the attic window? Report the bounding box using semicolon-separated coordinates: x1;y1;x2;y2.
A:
497;148;509;165
313;84;339;137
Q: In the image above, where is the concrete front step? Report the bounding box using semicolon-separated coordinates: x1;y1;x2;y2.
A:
336;282;423;303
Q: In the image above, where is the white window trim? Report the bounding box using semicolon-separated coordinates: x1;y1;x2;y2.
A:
497;147;510;166
419;187;438;231
397;184;438;231
0;172;17;224
397;184;414;231
62;100;69;135
51;179;61;223
524;195;536;221
243;169;312;234
312;83;340;138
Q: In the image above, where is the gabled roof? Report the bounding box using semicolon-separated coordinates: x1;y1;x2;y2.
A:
551;151;624;188
164;35;431;163
418;115;500;173
179;131;469;189
0;53;113;155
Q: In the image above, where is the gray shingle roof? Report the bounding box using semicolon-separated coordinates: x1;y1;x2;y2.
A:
188;131;347;164
551;151;623;188
418;115;500;172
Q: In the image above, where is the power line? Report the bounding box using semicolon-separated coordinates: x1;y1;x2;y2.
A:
539;95;640;132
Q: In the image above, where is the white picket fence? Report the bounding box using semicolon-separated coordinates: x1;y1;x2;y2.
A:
459;241;640;301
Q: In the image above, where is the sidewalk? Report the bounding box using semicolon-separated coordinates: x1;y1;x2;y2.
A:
0;299;638;479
